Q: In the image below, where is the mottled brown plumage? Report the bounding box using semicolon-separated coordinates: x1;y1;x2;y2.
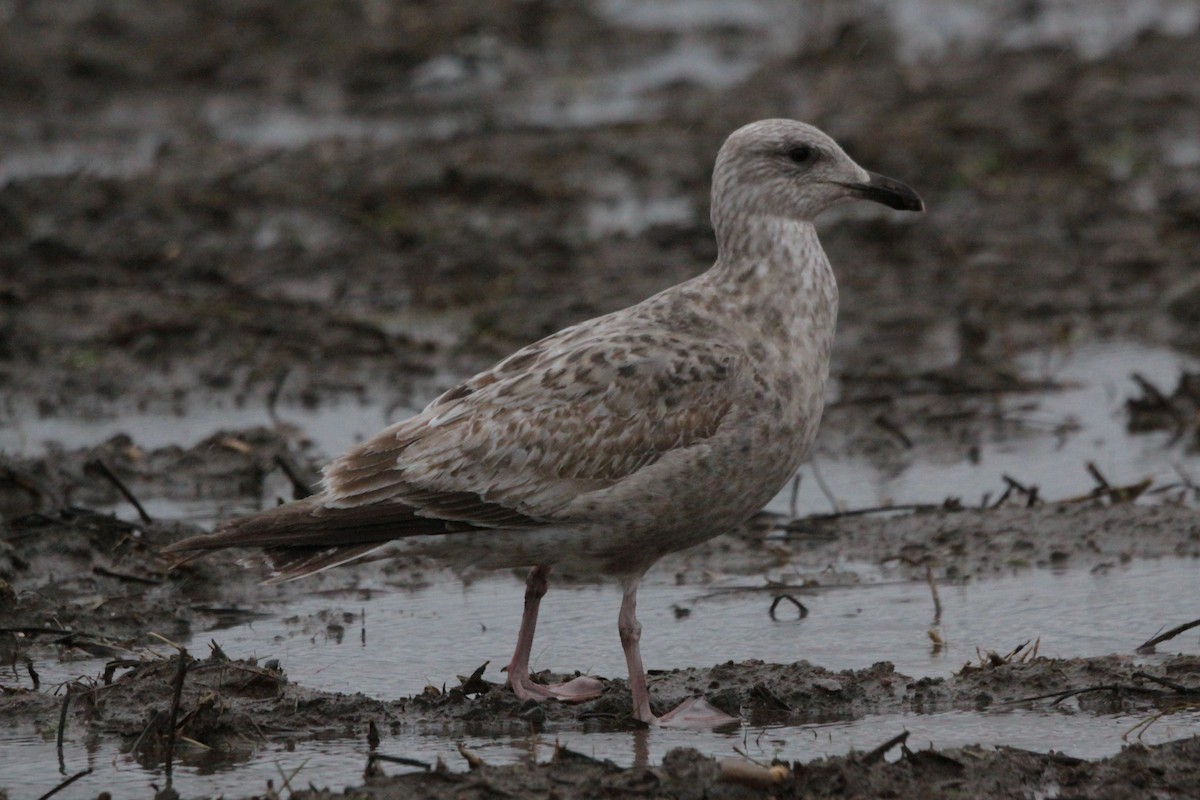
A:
167;119;923;726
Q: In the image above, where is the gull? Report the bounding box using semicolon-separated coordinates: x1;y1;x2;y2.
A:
167;119;923;726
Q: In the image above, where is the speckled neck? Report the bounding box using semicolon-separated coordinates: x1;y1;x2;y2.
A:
712;214;838;342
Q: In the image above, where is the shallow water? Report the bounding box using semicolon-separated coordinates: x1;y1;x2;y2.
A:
780;339;1200;515
19;557;1199;700
9;704;1199;800
5;558;1198;799
4;339;1194;530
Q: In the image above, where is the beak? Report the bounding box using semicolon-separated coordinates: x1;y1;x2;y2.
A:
839;171;924;212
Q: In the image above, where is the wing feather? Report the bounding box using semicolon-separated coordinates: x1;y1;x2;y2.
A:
323;326;742;525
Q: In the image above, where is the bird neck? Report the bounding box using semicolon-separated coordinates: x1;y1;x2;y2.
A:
706;213;839;372
712;215;836;308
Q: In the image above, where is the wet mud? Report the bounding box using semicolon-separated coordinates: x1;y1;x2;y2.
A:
3;1;1200;797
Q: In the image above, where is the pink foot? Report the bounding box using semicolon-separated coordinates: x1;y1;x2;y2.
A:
654;696;740;728
509;673;605;703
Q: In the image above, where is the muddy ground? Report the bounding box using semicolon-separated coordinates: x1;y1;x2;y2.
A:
3;1;1200;798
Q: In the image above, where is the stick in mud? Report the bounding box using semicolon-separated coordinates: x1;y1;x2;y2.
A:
92;565;163;585
769;594;808;621
457;742;486;769
368;720;381;750
84;458;153;524
1001;473;1040;507
273;453;315;499
1008;682;1171;706
1136;617;1200;654
873;414;913;448
56;683;70;770
789;501;945;525
809;458;843;512
368;753;433;771
164;648;189;782
35;767;93;800
861;730;910;765
925;564;942;625
1131;671;1197;694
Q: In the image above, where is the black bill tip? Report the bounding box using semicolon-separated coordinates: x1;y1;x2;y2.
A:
841;171;924;212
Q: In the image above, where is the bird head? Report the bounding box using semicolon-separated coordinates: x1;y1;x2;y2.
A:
711;119;924;227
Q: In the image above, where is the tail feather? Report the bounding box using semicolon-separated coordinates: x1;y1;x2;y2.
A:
164;496;479;554
262;542;393;583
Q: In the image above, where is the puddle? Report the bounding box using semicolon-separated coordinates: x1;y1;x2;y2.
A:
0;393;416;465
780;340;1200;515
10;703;1198;800
50;558;1200;698
5;558;1198;798
4;340;1197;516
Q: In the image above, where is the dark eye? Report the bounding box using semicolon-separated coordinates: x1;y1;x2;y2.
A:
787;145;816;165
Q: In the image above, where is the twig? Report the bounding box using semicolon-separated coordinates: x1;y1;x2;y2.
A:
272;454;315;499
266;367;290;426
368;720;381;750
148;631;185;650
56;684;71;767
768;594;808;621
1131;671;1194;694
92;566;163;585
990;483;1013;508
1136;617;1200;654
164;648;189;780
275;757;311;795
925;564;942;624
874;414;913;448
1124;709;1170;741
84;459;152;524
1172;461;1198;500
785;502;945;526
35;768;93;800
128;710;164;758
1006;684;1165;706
458;742;486;769
1001;474;1040;507
1131;373;1177;415
1086;462;1110;491
368;753;432;770
861;730;909;765
808;458;842;513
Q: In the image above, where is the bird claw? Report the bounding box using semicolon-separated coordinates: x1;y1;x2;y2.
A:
652;696;740;729
509;674;605;703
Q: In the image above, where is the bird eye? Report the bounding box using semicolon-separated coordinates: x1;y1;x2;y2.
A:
787;145;816;165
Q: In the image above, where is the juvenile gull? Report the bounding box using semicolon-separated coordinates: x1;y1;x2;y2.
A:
167;119;923;726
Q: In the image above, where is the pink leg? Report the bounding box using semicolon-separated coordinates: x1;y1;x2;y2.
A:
619;573;656;723
619;573;740;728
505;565;604;703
